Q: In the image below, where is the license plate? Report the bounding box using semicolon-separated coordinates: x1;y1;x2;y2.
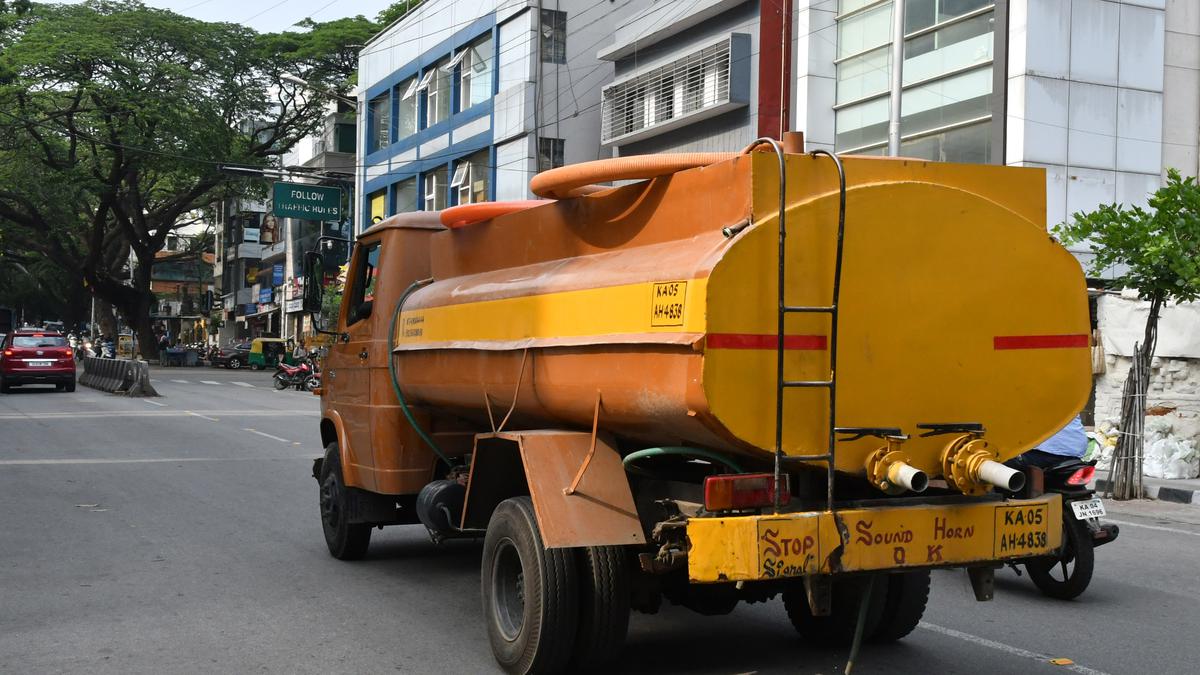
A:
994;503;1052;557
28;360;53;367
1071;498;1106;519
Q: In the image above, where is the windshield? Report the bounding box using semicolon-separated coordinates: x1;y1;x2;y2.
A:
14;336;67;348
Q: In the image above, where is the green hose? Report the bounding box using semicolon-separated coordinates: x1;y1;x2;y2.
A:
388;278;452;467
622;446;745;473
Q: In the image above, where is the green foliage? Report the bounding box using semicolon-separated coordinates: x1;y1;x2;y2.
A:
0;1;373;355
1055;169;1200;304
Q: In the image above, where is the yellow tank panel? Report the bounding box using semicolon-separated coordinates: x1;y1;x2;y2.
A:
704;153;1091;476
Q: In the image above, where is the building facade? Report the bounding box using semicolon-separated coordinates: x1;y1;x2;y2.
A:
355;0;640;227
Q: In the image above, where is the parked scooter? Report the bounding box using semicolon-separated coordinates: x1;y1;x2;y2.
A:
1008;456;1120;599
273;358;315;391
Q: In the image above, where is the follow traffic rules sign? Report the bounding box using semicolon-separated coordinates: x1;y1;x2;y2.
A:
272;182;342;220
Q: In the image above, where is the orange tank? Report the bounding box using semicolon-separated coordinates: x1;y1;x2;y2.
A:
391;152;1091;483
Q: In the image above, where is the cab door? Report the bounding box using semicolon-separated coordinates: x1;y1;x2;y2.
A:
326;238;383;491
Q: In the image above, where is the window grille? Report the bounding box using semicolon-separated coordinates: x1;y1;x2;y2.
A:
601;38;734;144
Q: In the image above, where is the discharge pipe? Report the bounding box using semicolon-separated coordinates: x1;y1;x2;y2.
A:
977;459;1025;492
887;461;929;493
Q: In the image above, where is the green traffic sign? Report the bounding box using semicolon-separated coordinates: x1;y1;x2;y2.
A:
272;182;342;220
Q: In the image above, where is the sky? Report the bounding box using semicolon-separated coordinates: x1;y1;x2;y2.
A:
48;0;401;33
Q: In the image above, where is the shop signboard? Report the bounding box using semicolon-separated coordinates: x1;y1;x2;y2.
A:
259;288;273;304
284;299;304;313
273;263;284;286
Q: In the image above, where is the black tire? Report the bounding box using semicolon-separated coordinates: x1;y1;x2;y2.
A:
570;546;631;671
870;571;930;642
482;496;579;675
65;380;76;393
55;383;65;391
1027;514;1094;600
0;376;10;393
782;576;885;646
318;442;371;560
228;358;242;370
273;373;289;390
251;364;262;371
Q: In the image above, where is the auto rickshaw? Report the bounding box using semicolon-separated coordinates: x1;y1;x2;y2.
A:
247;337;288;370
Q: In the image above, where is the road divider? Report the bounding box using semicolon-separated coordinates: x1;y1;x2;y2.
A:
78;357;159;397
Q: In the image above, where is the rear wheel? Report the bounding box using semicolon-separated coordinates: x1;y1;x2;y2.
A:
1027;514;1094;600
0;376;10;393
570;546;631;671
273;373;289;390
482;496;578;674
251;363;262;371
228;358;242;370
65;380;76;393
782;576;885;646
870;571;930;642
318;443;371;560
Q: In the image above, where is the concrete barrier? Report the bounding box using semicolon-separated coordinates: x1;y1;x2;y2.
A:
80;356;159;397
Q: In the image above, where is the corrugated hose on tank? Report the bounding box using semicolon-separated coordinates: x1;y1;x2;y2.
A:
388;278;453;468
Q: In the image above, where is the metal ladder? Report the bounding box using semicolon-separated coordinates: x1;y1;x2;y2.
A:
753;140;848;514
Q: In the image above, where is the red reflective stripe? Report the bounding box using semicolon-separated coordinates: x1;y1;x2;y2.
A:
993;334;1089;350
706;333;828;350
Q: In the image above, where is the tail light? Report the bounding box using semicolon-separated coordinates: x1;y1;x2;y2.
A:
65;348;73;358
1066;465;1095;486
2;349;11;357
704;473;790;511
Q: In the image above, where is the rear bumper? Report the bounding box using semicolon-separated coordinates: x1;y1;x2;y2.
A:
687;494;1062;582
2;367;76;385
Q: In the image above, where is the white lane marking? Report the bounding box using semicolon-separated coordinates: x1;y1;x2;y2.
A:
199;380;221;385
919;622;1110;675
0;457;311;466
144;399;167;407
243;428;290;443
232;381;255;388
1105;518;1200;538
0;410;313;420
171;379;190;384
188;411;220;422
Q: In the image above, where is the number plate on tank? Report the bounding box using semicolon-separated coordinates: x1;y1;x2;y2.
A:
1071;498;1106;520
994;503;1051;556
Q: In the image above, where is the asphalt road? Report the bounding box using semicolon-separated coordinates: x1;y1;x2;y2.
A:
2;367;1198;674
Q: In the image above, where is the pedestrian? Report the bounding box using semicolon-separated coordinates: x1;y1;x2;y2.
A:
293;339;307;362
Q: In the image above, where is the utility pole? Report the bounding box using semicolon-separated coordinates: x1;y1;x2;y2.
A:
887;0;906;157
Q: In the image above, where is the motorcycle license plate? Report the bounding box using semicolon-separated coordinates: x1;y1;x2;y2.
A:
1071;498;1106;519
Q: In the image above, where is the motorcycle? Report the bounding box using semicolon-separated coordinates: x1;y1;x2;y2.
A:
273;358;315;391
1009;456;1120;599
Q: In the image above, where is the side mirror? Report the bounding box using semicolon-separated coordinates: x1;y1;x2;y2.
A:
303;251;324;314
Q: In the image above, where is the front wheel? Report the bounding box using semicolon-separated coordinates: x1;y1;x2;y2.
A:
273;373;290;390
482;496;579;674
1026;514;1094;600
228;358;242;370
318;443;371;560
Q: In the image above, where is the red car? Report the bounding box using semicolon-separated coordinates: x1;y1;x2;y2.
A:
0;330;76;393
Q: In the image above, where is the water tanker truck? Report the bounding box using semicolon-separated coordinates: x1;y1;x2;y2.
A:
304;137;1091;674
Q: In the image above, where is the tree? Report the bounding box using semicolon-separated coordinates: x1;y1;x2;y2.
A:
0;1;373;359
376;0;425;29
1055;169;1200;498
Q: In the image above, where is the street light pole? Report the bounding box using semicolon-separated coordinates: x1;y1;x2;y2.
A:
887;0;906;157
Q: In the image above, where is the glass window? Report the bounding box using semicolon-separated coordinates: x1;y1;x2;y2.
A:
900;120;991;163
538;138;564;172
420;60;451;127
368;189;386;225
836;46;889;104
393;178;418;214
904;11;993;68
368;93;390;152
397;76;418;138
424;167;447;211
451;149;489;204
14;335;67;347
346;242;380;325
460;33;494;111
938;0;992;23
540;9;566;64
838;2;891;58
839;0;882;14
334;123;355;153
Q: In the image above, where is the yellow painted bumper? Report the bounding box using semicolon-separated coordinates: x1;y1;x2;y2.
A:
687;494;1062;583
